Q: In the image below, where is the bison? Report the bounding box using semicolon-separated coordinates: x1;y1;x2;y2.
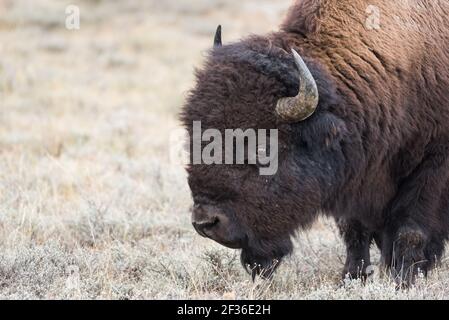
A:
180;0;449;285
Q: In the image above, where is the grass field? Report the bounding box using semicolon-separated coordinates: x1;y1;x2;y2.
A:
1;0;449;299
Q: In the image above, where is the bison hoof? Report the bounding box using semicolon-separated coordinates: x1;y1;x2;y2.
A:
341;261;374;285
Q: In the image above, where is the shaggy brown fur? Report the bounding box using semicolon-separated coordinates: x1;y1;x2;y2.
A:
181;0;449;285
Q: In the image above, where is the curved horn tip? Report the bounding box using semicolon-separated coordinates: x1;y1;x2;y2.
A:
275;49;319;122
291;49;310;74
291;49;301;63
214;25;222;47
291;48;299;56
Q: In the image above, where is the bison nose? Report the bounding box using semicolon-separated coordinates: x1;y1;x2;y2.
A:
191;204;221;238
191;204;244;249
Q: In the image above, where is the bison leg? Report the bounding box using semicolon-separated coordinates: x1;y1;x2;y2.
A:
381;227;446;287
381;225;428;287
381;141;449;286
338;219;373;281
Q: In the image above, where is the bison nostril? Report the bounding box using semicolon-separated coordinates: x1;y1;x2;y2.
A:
197;217;219;230
192;217;220;237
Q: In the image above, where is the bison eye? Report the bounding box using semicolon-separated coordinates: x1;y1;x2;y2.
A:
299;140;309;150
194;193;222;204
244;145;269;167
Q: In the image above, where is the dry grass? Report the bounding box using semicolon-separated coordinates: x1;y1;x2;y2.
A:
1;0;449;299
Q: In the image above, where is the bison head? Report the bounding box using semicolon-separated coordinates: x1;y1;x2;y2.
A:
181;27;346;278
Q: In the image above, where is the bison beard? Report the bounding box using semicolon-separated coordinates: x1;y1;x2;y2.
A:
181;0;449;287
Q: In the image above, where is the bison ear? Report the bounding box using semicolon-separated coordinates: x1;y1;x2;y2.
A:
214;25;222;47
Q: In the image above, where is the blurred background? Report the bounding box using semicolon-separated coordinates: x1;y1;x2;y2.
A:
0;0;447;300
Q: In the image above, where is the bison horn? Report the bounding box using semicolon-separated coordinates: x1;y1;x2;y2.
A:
214;25;222;47
276;49;319;122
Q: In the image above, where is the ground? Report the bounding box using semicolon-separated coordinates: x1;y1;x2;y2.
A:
1;0;449;299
